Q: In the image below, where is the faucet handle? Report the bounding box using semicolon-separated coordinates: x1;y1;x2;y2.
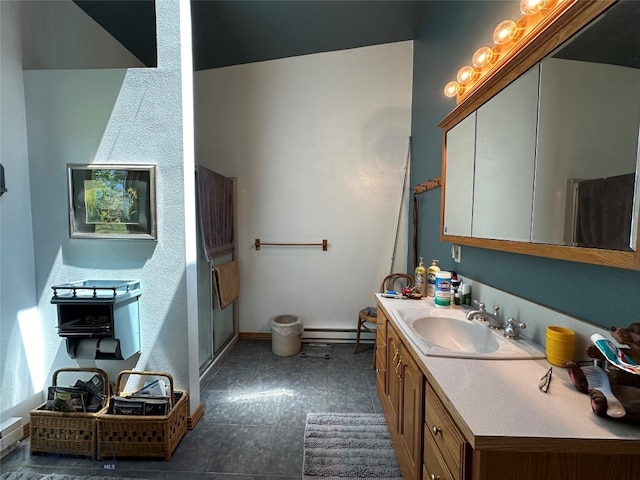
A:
504;317;526;340
472;300;486;311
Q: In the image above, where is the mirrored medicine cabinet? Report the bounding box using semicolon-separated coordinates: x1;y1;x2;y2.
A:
439;0;640;270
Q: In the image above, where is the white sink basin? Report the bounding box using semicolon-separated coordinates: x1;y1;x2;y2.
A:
390;307;546;359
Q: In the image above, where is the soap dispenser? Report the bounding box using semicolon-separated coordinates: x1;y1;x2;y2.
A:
414;257;426;297
426;259;440;297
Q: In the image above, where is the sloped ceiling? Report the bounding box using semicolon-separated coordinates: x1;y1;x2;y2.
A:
73;0;157;67
73;0;430;71
190;1;430;70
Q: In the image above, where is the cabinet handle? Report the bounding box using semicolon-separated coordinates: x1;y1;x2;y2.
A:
430;474;440;480
393;348;399;363
432;425;442;436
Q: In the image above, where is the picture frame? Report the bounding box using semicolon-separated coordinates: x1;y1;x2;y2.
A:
67;164;157;240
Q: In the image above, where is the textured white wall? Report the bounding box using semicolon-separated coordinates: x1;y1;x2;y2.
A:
194;42;413;334
0;1;43;422
14;0;198;418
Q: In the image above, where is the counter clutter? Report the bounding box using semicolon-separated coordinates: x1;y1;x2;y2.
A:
375;294;640;480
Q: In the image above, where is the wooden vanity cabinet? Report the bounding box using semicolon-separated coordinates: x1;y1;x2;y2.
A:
381;319;425;480
376;299;640;480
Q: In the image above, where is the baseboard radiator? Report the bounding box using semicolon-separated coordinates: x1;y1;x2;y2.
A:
0;417;23;459
301;327;374;343
239;327;375;343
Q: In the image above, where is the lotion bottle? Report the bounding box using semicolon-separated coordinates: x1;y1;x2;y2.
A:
426;259;440;297
414;257;426;296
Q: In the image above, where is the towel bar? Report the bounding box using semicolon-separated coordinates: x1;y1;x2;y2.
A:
255;238;328;251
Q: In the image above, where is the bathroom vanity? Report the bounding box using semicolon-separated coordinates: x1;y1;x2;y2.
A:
375;295;640;480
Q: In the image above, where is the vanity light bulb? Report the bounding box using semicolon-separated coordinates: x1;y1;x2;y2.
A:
456;66;476;85
472;47;494;68
444;81;461;97
520;0;549;15
493;20;518;45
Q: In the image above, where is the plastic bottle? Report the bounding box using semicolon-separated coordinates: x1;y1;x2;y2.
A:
426;259;440;297
414;257;426;296
461;283;471;305
454;291;462;305
434;271;452;307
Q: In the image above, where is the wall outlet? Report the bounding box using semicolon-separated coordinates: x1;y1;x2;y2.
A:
452;244;462;263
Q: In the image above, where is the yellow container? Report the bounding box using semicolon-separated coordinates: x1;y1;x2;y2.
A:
546;326;576;366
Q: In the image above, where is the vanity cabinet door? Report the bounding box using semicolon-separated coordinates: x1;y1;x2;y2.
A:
399;345;425;480
472;65;539;241
381;322;424;480
375;309;388;397
385;323;402;426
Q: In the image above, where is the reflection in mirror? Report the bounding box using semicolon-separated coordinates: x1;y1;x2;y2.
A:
533;1;640;252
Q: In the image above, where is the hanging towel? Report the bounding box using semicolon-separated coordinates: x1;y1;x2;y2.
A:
576;172;634;251
212;260;240;309
196;165;234;261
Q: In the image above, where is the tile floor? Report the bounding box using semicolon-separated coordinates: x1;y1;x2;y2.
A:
1;340;381;479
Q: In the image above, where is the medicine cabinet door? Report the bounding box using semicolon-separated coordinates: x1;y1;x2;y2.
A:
472;65;539;242
443;111;476;237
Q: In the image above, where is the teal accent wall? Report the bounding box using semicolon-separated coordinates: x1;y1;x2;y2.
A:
410;1;640;329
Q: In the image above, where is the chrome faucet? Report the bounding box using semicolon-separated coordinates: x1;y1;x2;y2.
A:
503;317;526;340
466;302;503;329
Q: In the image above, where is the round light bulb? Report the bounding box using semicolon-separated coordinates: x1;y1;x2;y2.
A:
444;81;460;98
472;47;494;68
456;66;476;85
520;0;549;15
493;20;518;45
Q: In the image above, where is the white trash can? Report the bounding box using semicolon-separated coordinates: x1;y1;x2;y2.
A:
271;315;303;356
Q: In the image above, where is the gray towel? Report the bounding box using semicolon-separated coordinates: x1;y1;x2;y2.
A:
196;165;234;260
576;172;634;251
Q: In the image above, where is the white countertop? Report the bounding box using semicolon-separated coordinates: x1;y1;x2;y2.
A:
376;295;640;452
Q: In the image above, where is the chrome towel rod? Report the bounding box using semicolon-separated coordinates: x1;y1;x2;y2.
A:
255;238;328;251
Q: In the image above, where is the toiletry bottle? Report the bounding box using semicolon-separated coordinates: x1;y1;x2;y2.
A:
434;271;452;307
414;257;426;296
461;283;471;305
426;259;440;297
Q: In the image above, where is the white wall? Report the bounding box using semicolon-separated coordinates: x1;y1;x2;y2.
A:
0;0;43;423
1;0;200;422
194;41;413;334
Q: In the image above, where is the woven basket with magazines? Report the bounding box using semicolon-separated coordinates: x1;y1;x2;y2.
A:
30;367;109;458
96;370;188;460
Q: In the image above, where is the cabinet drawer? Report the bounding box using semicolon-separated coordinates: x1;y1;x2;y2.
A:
425;385;466;479
423;428;455;480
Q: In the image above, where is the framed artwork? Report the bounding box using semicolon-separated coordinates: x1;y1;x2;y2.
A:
67;164;157;240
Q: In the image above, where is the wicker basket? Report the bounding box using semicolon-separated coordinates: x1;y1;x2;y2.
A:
96;370;188;460
30;367;109;459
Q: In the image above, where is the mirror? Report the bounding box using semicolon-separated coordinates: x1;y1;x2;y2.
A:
533;0;640;251
440;0;640;270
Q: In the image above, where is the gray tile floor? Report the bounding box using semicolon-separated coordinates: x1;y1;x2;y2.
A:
1;340;381;479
